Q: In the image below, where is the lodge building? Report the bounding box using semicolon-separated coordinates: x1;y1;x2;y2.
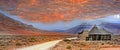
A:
78;25;112;41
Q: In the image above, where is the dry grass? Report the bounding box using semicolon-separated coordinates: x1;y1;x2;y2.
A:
0;35;70;50
51;35;120;50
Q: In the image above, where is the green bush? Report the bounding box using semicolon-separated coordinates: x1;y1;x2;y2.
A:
28;37;37;42
63;39;71;42
66;46;71;49
80;49;82;50
101;43;104;45
16;43;22;46
79;42;86;46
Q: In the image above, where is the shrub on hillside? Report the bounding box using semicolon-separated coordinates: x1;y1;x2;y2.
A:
16;42;22;46
63;39;71;42
79;42;86;46
66;45;71;49
28;37;37;42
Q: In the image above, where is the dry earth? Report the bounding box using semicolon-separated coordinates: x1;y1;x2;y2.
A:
50;35;120;50
0;35;71;50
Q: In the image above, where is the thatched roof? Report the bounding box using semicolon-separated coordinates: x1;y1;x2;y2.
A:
89;25;112;34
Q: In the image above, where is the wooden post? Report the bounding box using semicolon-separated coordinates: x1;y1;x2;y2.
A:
101;35;102;41
101;35;103;41
105;35;107;40
104;35;105;40
107;35;109;40
96;35;98;41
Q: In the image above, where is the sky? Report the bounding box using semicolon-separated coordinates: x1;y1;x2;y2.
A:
0;10;120;31
0;0;120;30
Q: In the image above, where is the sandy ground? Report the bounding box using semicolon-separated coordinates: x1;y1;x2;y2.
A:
15;40;62;50
100;48;120;50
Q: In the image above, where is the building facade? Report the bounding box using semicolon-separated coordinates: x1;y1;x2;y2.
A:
86;25;112;41
78;25;112;41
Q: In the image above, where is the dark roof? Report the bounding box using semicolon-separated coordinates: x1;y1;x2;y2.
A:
89;25;112;34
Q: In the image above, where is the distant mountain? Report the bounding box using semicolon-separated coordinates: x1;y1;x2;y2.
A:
0;13;66;35
64;23;92;34
51;29;65;32
0;13;42;35
53;22;120;35
65;22;120;34
100;22;120;35
0;13;40;30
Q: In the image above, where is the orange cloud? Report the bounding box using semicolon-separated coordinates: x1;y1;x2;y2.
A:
0;0;120;24
70;0;88;3
30;0;38;5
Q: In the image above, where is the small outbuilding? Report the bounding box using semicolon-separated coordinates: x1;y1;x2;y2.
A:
78;30;89;41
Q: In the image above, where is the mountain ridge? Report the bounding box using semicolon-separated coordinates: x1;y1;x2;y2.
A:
52;22;120;35
0;13;68;35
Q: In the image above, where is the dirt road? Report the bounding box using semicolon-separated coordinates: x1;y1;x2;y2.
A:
15;40;62;50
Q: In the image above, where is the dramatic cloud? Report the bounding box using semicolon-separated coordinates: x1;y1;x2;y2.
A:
0;0;120;23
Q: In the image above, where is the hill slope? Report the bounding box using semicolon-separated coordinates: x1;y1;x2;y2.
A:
54;22;120;35
100;23;120;35
0;13;42;35
0;13;65;35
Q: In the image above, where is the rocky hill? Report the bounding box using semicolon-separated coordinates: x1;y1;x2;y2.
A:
100;22;120;35
54;22;120;34
0;13;41;35
0;13;67;35
65;23;92;34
